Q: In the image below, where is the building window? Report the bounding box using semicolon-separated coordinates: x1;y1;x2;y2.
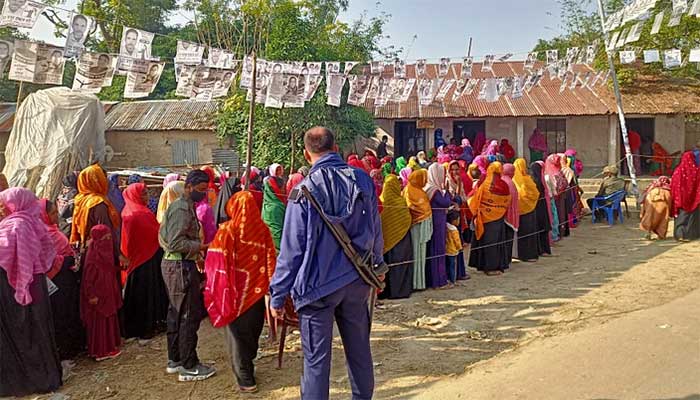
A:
537;119;566;154
172;139;199;165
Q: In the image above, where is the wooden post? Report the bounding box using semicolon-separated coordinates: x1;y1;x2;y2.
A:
290;130;296;173
244;51;257;190
16;82;23;106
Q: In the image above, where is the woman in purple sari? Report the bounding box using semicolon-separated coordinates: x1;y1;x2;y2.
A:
424;163;451;288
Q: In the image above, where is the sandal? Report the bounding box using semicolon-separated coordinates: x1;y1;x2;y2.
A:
239;385;258;393
484;271;503;276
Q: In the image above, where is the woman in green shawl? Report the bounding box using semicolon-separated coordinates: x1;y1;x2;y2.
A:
261;164;287;251
382;162;394;177
395;156;407;174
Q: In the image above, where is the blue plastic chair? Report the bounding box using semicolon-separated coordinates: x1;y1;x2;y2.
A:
591;190;626;225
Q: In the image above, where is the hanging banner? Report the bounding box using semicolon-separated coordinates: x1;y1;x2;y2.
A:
498;53;513;62
373;77;390;107
246;69;269;104
213;70;236;98
438;58;450;77
434;79;455;102
325;62;341;77
175;64;197;97
9;41;65;85
72;52;117;93
626;22;644;44
416;59;427;77
651;11;664;35
344;61;358;75
325;73;346;107
418;78;437;106
0;40;13;79
0;0;44;29
461;57;473;78
546;50;558;67
124;61;164;99
304;74;323;101
481;54;494;73
207;47;234;69
620;50;636;64
175;41;204;65
370;60;384;75
478;78;499;102
512;76;524;99
690;0;700;15
265;73;284;108
393;59;406;78
64;14;94;58
643;49;660;63
689;48;700;62
347;75;371;106
524;52;537;70
463;78;480;96
584;45;596;65
119;27;154;60
280;74;304;108
452;79;467;101
664;49;682;68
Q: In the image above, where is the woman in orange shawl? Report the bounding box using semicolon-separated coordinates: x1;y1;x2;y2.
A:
640;176;672;240
120;183;168;341
379;175;414;299
204;191;276;393
71;164;122;270
512;158;541;261
648;143;673;176
468;162;511;275
403;169;433;290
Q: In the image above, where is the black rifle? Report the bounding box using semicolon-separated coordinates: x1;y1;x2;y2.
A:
299;186;387;291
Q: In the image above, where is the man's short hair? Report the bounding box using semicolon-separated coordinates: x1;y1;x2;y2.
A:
304;126;335;154
73;14;88;25
185;169;210;186
382;135;388;141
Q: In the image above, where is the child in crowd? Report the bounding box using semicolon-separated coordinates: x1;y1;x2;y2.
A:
445;210;463;285
80;224;122;361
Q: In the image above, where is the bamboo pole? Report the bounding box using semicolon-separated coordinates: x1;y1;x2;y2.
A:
290;130;296;173
244;50;257;190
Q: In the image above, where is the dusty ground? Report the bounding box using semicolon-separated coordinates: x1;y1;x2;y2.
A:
24;219;700;400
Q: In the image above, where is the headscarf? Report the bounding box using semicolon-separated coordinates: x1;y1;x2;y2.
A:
348;154;367;171
269;163;283;178
473;132;486;158
215;177;242;225
671;151;700;216
528;129;548;152
484;140;499;156
80;224;122;320
120;183;161;285
370;169;384;199
380;175;412;253
474;155;489;175
561;153;576;184
39;199;74;280
460;139;474;164
0;189;55;305
71;164;121;244
407;156;420;171
501;163;520;230
107;174;125;213
564;148;583;177
381;162;394;178
424;162;446;200
201;166;219;194
544;153;568;196
468;162;511;240
437;146;451;164
399;166;412;188
157;181;185;224
395;156;407;174
446;161;467;202
196;198;217;245
501;139;515;161
363;153;380;170
163;173;180;187
513;158;540;214
403;169;432;224
204;191;276;327
286;173;304;194
262;177;287;250
297;166;310;177
417;151;428;167
57;172;79;218
651;143;672;174
641;176;671;204
0;173;8;191
127;174;143;185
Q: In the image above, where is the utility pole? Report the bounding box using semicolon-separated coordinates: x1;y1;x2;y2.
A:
244;51;257;190
595;0;638;195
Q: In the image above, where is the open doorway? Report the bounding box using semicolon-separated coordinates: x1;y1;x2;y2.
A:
395;121;426;157
453;120;486;146
623;118;654;175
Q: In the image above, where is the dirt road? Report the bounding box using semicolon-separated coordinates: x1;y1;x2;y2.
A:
38;220;700;399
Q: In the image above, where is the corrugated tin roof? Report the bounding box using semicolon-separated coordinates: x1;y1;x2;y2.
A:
0;103;16;133
364;61;700;119
104;100;219;131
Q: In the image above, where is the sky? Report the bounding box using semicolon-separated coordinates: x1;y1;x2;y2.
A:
31;0;565;61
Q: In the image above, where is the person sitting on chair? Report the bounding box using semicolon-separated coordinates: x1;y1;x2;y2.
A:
587;165;626;219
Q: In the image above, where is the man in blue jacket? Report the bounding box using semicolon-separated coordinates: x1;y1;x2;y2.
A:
270;126;384;400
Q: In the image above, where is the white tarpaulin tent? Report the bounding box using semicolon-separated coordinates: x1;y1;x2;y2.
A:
2;87;105;199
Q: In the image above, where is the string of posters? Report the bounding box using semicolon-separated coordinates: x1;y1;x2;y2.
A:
0;0;697;107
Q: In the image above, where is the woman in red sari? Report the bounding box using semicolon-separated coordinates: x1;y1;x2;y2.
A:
81;224;122;361
204;191;276;393
120;183;168;341
671;151;700;241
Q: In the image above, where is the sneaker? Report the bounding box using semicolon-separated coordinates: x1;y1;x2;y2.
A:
166;360;184;374
178;363;216;382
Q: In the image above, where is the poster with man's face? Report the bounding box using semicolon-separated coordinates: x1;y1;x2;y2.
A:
438;58;450;77
481;55;495;73
461;57;473;78
207;47;228;68
64;14;94;58
175;41;204;65
119;27;154;60
325;73;346;107
524;52;537;70
347;75;370;106
213;70;236;98
0;0;45;28
124;61;164;98
0;40;14;79
370;60;384;75
393;59;406;78
32;45;65;85
72;52;116;92
416;59;427;77
282;74;305;108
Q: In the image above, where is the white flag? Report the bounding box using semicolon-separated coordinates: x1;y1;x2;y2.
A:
643;50;660;63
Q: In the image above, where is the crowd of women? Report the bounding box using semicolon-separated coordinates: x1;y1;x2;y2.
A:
2;132;700;397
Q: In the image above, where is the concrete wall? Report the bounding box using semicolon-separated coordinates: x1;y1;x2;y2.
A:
566;115;611;171
105;130;220;168
685;119;700;150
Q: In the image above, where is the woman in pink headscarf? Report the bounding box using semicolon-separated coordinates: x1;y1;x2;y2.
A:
544;154;569;240
473;155;489;175
399;166;412;188
529;129;548;162
483;140;499;156
0;188;62;397
501;164;520;267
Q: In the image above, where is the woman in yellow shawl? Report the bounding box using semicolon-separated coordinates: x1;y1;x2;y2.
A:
468;162;511;275
378;175;414;299
403;169;433;290
512;158;541;262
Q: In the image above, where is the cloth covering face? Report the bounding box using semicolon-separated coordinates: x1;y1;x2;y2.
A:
120;183;161;285
204;191;276;327
0;188;56;306
380;175;412;253
513;158;540;214
81;224;122;319
469;162;511;240
71;164;120;244
404;169;433;224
